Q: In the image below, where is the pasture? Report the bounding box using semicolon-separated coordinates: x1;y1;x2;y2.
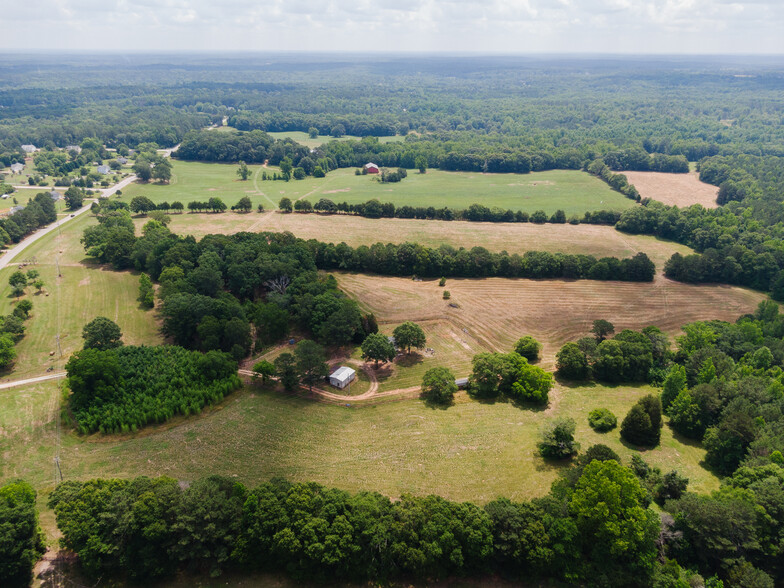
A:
267;130;403;149
0;378;719;532
0;213;163;379
623;171;719;209
335;273;767;369
147;212;694;270
119;161;636;215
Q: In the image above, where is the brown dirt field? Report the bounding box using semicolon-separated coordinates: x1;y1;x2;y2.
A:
145;213;694;270
335;273;768;370
623;171;719;209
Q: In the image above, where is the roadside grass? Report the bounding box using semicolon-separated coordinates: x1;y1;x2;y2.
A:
146;211;694;270
120;162;635;215
0;213;163;379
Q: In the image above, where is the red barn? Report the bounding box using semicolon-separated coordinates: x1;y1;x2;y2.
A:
364;162;380;174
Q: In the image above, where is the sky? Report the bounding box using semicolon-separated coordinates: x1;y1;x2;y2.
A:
2;0;783;54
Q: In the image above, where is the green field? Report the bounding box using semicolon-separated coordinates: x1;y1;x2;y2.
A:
120;161;636;215
0;379;718;525
0;213;163;379
267;130;403;149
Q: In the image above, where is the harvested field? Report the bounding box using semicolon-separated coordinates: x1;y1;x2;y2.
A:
624;171;719;208
149;213;694;270
336;273;768;369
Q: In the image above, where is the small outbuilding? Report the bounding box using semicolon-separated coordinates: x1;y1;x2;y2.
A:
50;190;62;201
364;162;380;174
329;366;356;389
117;157;129;165
455;378;469;389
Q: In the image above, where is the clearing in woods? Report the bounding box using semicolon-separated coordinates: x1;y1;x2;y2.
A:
623;171;719;208
120;161;636;215
141;212;693;270
0;378;718;521
266;130;404;150
335;273;768;371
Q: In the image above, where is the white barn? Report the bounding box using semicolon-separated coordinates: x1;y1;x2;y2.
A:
329;366;356;389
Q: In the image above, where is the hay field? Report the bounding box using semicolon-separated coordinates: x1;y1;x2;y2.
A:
336;274;767;369
267;131;403;149
147;212;693;270
624;171;719;208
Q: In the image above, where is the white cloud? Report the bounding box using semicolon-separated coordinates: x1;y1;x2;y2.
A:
0;0;782;53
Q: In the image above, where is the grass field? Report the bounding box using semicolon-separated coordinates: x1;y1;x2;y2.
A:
335;273;768;370
0;213;163;379
624;171;719;209
0;378;719;534
146;212;694;270
267;131;403;149
120;161;637;215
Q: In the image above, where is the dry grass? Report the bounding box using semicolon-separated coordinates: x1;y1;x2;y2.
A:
624;171;719;209
336;273;767;369
148;212;695;270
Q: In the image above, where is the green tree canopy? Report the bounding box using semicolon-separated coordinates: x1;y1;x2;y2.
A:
421;366;457;405
82;316;124;351
393;321;427;354
361;333;396;368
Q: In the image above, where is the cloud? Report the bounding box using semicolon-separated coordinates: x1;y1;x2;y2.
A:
0;0;782;53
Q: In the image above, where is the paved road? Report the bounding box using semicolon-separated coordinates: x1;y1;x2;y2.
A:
0;371;65;390
0;175;137;271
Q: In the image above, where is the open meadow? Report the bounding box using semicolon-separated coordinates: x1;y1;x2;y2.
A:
120;161;637;215
0;377;719;539
267;130;404;149
0;213;163;380
147;211;694;270
623;171;719;208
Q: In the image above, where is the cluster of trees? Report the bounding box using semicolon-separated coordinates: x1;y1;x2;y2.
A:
0;480;45;587
0;191;57;246
468;347;552;404
601;147;690;174
556;321;670;384
307;239;656;282
66;344;240;434
1;272;38;369
47;456;682;587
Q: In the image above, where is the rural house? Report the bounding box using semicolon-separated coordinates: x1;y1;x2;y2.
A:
50;190;62;201
96;165;111;174
364;162;380;174
9;205;25;215
329;366;356;389
21;144;37;153
10;163;24;174
66;145;82;154
117;157;129;164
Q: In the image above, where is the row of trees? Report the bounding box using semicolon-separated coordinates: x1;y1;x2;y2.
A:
0;191;57;246
280;195;622;226
307;239;656;282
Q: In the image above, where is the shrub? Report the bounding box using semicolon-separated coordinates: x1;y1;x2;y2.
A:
620;395;662;447
588;408;617;432
443;290;451;299
513;335;542;362
538;418;579;460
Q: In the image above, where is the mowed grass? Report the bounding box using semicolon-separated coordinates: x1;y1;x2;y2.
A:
149;212;694;270
0;212;163;379
267;131;403;150
336;274;768;370
0;378;719;519
120;161;636;216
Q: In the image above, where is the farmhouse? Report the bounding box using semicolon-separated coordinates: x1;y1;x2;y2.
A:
50;190;62;201
10;163;24;174
117;156;129;164
96;165;111;175
9;205;25;215
21;144;37;153
66;145;82;154
329;366;356;389
364;162;380;174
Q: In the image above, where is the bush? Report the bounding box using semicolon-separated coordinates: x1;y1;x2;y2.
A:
513;335;541;362
588;408;617;432
620;395;662;447
443;290;451;299
556;342;590;380
538;418;579;459
421;367;457;405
